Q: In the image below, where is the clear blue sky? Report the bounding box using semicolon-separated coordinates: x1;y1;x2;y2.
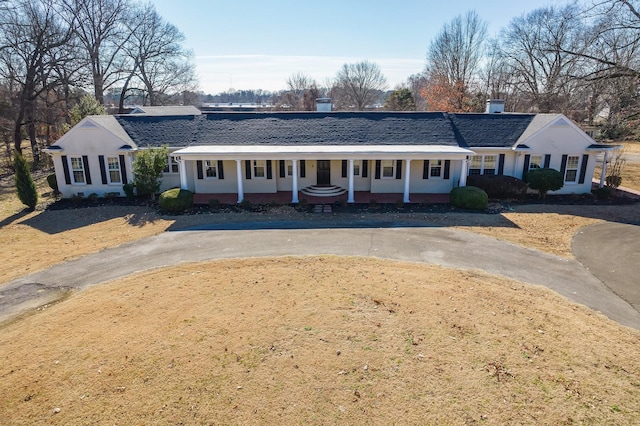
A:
151;0;569;95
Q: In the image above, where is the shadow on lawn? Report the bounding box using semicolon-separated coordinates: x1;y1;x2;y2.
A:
17;202;160;234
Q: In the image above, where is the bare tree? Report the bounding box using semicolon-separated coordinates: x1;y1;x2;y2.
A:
425;10;487;111
59;0;133;105
285;72;318;110
118;3;197;111
334;60;387;110
499;4;584;113
0;0;76;163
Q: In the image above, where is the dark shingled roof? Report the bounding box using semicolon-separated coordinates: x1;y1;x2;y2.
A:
114;111;537;149
116;112;459;148
116;114;200;147
448;113;535;148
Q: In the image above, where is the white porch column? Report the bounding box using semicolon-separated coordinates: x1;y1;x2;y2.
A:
292;159;299;203
599;151;609;188
403;159;411;203
347;159;355;203
236;159;244;203
177;157;188;190
459;159;469;187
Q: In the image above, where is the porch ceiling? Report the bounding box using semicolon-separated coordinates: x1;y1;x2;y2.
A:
172;145;475;160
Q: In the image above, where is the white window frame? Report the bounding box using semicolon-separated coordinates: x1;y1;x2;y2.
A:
253;160;266;179
285;160;294;177
381;160;395;179
564;155;580;183
106;156;122;184
529;155;543;171
205;160;218;179
70;156;86;185
430;159;443;178
163;155;179;174
468;155;496;176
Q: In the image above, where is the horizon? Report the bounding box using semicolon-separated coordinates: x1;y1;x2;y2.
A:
151;0;573;95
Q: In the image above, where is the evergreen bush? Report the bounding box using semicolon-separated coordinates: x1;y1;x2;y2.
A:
14;151;38;210
450;186;488;210
158;188;193;213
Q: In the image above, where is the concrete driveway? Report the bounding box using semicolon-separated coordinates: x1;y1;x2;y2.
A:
2;225;640;329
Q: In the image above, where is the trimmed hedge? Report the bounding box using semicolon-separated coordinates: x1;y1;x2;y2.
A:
466;174;527;199
450;186;488;210
46;173;59;193
158;188;194;213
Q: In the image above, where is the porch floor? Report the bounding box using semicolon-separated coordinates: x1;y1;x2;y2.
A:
194;191;449;205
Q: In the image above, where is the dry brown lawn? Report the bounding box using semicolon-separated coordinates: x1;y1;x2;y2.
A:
1;161;640;424
1;257;639;425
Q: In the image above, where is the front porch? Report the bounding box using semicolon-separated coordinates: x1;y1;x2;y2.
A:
193;191;450;205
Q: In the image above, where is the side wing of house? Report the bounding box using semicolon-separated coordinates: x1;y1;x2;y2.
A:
514;115;597;194
44;116;136;198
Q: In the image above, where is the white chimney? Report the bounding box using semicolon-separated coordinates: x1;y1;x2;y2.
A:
316;98;332;112
486;99;505;114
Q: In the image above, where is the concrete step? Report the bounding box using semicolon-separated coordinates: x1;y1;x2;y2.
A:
301;185;347;197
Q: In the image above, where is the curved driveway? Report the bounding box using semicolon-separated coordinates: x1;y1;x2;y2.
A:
2;224;640;329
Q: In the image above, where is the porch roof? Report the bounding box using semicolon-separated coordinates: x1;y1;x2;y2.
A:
172;144;474;160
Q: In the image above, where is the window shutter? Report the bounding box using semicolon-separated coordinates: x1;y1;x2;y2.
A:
375;160;381;179
444;160;451;180
300;160;306;178
218;160;224;179
543;154;551;168
578;154;589;184
560;155;568;176
245;160;252;180
279;160;285;178
422;160;429;179
362;160;368;178
522;154;530;180
197;160;204;179
99;155;108;184
61;155;71;184
498;154;505;175
82;155;92;184
395;160;402;179
119;155;128;184
341;160;347;178
266;160;273;179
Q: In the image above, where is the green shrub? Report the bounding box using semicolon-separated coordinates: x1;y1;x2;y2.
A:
467;174;527;199
450;186;488;210
525;168;564;198
123;182;136;199
158;188;193;213
594;186;612;200
46;173;58;193
14;151;38;210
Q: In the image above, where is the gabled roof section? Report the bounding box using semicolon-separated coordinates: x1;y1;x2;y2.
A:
515;114;563;144
116;114;200;147
447;113;536;148
51;115;134;148
194;112;459;146
128;105;202;116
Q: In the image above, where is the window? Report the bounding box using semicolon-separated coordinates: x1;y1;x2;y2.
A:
205;160;218;178
381;160;395;178
483;155;497;175
70;156;86;184
430;160;443;178
353;160;361;176
564;155;580;182
163;156;179;173
107;156;121;184
286;160;293;177
529;155;543;171
468;155;496;175
253;160;266;178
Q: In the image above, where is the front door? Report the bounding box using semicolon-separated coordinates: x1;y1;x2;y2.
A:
317;160;331;186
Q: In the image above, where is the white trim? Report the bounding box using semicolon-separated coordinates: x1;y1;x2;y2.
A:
292;160;299;203
564;154;581;184
429;159;444;179
69;156;86;185
380;159;395;179
403;159;411;203
204;160;219;179
348;159;355;203
106;156;122;184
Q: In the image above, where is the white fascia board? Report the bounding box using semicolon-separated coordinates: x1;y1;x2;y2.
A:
172;145;475;161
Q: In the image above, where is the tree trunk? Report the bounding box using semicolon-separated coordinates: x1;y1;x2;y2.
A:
93;73;104;105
